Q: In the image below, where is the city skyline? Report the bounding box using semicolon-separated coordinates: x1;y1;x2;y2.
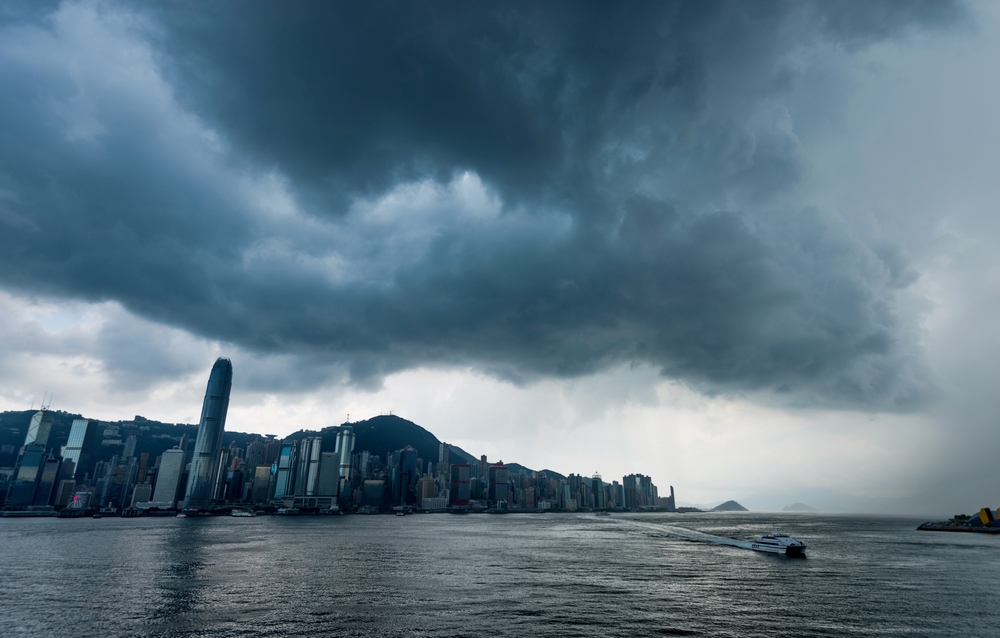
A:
0;384;678;516
1;1;1000;515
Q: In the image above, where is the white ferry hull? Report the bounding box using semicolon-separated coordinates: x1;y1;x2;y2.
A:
751;542;806;557
751;531;807;557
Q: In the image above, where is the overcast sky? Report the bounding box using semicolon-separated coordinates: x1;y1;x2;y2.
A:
1;1;998;514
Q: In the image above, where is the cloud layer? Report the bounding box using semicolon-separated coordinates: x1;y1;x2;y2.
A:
0;1;961;408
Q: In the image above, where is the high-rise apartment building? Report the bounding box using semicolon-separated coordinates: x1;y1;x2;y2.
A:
182;358;233;510
449;464;470;507
488;462;509;503
622;473;658;508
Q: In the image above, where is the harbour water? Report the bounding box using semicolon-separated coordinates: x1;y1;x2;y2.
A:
1;513;998;636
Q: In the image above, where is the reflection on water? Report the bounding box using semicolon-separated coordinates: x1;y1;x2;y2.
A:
1;513;998;637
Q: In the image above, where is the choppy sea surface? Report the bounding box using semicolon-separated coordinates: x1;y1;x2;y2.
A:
1;512;998;637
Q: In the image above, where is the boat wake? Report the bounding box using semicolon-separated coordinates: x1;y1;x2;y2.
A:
622;519;754;550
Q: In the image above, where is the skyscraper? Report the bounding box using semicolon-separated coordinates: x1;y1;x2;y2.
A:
151;448;185;509
437;442;450;474
336;426;355;483
317;452;339;496
24;410;54;448
212;448;231;501
5;444;46;508
296;437;322;496
100;456;138;509
63;419;97;481
335;426;355;505
32;456;61;507
488;461;510;503
123;435;137;459
449;464;470;507
136;452;149;484
592;473;606;509
182;358;233;510
245;440;266;470
393;446;418;506
273;440;297;499
252;465;272;503
622;473;658;508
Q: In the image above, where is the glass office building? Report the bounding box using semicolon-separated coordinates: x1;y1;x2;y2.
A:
182;358;233;510
151;448;185;509
273;440;297;500
63;419;97;481
5;444;46;507
32;456;61;506
24;410;54;447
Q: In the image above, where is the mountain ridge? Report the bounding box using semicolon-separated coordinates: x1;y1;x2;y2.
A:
0;410;552;477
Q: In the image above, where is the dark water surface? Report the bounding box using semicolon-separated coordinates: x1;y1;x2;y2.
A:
1;513;998;637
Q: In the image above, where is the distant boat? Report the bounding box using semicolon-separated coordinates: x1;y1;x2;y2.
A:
275;508;300;516
595;511;610;517
92;513;102;519
175;513;187;518
395;511;406;516
231;509;256;517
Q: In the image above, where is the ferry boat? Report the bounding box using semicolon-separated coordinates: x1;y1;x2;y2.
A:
231;509;256;517
752;530;806;557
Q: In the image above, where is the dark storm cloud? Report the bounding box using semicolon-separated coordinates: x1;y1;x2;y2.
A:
0;1;959;407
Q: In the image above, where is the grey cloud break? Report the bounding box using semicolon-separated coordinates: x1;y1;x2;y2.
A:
0;1;958;407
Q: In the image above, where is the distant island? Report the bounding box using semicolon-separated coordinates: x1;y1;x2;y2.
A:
711;500;748;512
783;502;818;512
